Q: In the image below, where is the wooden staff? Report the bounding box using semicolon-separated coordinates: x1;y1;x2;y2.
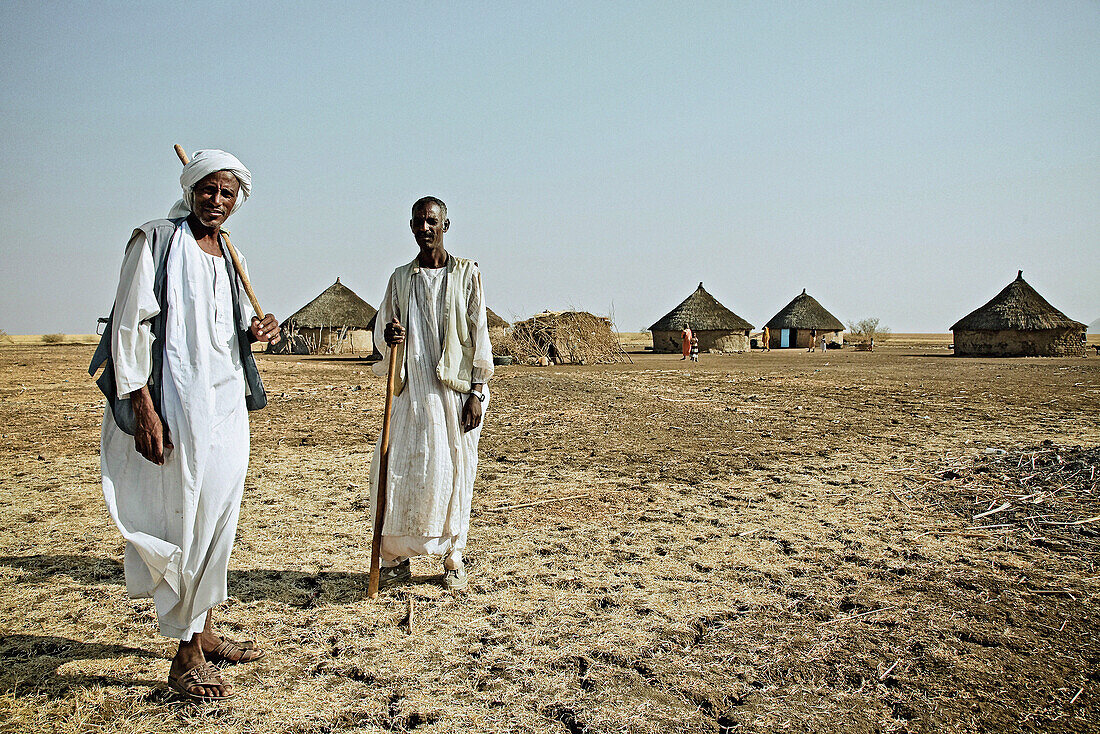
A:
368;343;400;598
173;144;271;333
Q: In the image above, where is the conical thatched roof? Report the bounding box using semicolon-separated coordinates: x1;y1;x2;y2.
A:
285;279;376;329
951;271;1085;332
1089;317;1100;333
765;289;844;331
649;283;753;331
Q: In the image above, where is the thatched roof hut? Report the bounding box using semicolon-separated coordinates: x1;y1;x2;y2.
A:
951;271;1085;356
486;308;508;330
649;282;753;353
486;307;509;350
271;278;376;355
764;289;844;349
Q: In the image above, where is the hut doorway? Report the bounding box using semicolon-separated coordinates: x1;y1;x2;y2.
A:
780;329;791;348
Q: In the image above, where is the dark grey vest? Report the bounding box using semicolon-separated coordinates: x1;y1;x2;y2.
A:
89;218;267;435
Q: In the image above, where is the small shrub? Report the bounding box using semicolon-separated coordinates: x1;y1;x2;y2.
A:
41;333;65;344
846;318;890;342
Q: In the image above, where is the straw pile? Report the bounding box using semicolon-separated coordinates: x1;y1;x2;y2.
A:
499;311;627;365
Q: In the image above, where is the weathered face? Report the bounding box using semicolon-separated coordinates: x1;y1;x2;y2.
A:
410;200;449;250
191;170;241;229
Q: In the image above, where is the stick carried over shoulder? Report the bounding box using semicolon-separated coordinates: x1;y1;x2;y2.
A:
368;344;400;598
173;144;268;324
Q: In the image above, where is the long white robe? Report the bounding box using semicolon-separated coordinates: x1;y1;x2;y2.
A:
369;263;493;564
101;221;252;639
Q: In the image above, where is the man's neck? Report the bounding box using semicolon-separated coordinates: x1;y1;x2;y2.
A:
187;214;222;256
418;246;448;269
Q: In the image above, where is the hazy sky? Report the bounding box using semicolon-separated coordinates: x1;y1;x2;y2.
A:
1;1;1097;334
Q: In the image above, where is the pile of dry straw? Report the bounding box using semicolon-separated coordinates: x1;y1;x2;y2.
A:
495;310;628;365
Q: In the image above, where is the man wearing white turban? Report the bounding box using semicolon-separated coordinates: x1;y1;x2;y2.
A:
90;149;280;701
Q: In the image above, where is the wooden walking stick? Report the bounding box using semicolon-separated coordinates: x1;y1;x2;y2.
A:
173;144;279;343
368;341;400;598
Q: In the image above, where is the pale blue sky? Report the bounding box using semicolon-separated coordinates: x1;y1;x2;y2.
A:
1;1;1097;334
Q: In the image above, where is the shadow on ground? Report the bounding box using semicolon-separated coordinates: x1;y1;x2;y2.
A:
0;633;163;698
0;554;370;606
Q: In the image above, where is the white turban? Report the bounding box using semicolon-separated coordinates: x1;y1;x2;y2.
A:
168;149;252;218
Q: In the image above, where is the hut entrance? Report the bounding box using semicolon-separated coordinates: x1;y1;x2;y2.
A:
780;329;791;348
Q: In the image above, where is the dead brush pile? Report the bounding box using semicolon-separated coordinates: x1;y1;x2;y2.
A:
498;310;627;365
924;442;1100;552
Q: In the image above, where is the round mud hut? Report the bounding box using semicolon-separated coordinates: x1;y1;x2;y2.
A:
486;307;509;347
271;278;377;355
950;271;1086;356
765;289;844;349
649;282;754;353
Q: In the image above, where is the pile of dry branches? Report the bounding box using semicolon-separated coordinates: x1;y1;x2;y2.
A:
497;310;627;365
919;442;1099;550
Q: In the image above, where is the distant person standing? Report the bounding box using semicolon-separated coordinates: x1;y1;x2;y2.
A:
762;326;770;351
680;326;693;360
821;335;827;353
690;332;699;362
809;328;817;352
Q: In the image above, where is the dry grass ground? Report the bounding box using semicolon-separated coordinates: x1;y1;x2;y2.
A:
1;341;1098;733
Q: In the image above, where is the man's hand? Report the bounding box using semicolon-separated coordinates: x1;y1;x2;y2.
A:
385;318;405;346
461;389;484;433
131;386;172;465
251;313;281;344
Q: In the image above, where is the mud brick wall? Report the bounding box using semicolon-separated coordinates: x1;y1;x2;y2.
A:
954;328;1086;356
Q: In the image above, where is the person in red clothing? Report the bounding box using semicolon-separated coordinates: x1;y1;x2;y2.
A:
680;326;693;360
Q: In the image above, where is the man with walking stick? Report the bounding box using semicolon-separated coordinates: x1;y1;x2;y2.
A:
91;149;280;701
368;196;494;593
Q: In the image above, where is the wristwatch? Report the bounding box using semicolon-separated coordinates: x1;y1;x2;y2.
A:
469;390;486;403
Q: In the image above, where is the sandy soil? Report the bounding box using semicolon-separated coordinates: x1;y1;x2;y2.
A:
1;342;1098;733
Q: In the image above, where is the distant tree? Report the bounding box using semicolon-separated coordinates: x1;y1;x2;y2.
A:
846;318;890;342
41;333;65;344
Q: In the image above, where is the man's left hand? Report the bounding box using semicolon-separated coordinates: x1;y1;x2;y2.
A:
461;394;483;432
251;313;281;344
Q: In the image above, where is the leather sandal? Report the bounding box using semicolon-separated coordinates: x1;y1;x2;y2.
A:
205;635;266;665
167;661;235;702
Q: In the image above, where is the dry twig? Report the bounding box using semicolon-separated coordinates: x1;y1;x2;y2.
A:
486;493;591;512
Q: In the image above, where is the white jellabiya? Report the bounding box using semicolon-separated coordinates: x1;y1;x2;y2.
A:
369;257;494;569
101;218;254;639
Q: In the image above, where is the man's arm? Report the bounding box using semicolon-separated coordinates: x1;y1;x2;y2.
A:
111;232;170;464
232;248;280;344
461;267;493;432
112;232;161;398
